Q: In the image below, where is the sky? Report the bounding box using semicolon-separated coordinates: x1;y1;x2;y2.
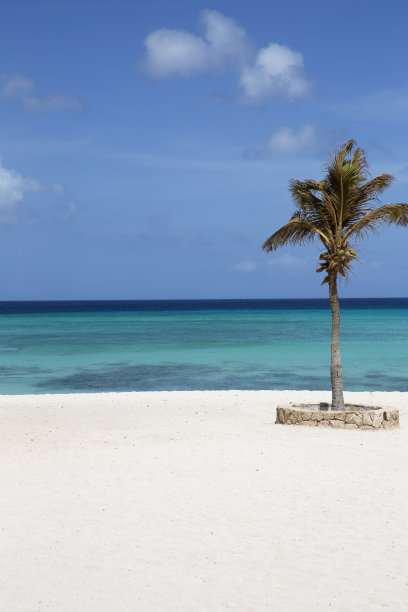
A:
0;0;408;300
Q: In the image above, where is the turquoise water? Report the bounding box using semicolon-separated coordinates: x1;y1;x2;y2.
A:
0;299;407;394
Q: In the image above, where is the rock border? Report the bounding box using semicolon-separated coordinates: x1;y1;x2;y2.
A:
275;403;399;430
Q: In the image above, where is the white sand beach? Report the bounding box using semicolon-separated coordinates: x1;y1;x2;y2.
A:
1;389;408;611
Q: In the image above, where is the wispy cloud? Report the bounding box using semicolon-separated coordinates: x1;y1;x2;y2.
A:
2;138;91;155
0;158;76;224
243;125;347;160
331;88;408;123
234;253;316;275
0;73;83;112
267;253;313;274
141;10;310;104
244;124;318;159
234;259;258;272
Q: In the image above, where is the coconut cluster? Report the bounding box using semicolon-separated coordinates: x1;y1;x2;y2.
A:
316;246;357;284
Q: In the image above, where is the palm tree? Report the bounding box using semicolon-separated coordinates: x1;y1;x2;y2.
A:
262;139;408;410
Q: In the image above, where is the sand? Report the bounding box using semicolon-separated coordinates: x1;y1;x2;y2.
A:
1;389;407;611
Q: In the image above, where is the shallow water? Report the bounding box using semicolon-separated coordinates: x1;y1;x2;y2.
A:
0;299;407;394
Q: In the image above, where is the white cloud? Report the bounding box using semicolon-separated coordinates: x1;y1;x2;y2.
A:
243;124;346;160
142;30;208;77
0;159;76;224
0;73;83;112
0;161;39;215
267;124;316;154
142;10;309;104
234;259;258;272
239;43;309;103
142;10;251;77
246;124;318;159
203;9;251;67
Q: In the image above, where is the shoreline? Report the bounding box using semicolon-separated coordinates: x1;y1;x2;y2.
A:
1;390;407;611
1;387;407;397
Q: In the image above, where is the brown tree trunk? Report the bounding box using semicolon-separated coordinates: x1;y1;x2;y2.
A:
328;273;345;410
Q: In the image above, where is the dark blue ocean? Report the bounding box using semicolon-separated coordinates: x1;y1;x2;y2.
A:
0;298;407;394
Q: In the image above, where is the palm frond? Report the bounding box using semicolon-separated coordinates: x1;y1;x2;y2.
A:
361;173;394;196
324;142;364;232
351;146;368;174
262;215;329;252
344;203;408;241
289;178;337;230
340;174;395;228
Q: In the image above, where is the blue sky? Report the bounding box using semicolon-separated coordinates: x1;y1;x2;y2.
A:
1;0;407;299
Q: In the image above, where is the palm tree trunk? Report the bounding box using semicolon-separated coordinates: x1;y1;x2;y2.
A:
328;273;345;410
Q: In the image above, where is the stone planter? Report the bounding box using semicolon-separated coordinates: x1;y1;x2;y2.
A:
276;403;399;430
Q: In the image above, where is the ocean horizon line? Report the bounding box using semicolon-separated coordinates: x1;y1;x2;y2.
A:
1;297;408;316
1;296;408;303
